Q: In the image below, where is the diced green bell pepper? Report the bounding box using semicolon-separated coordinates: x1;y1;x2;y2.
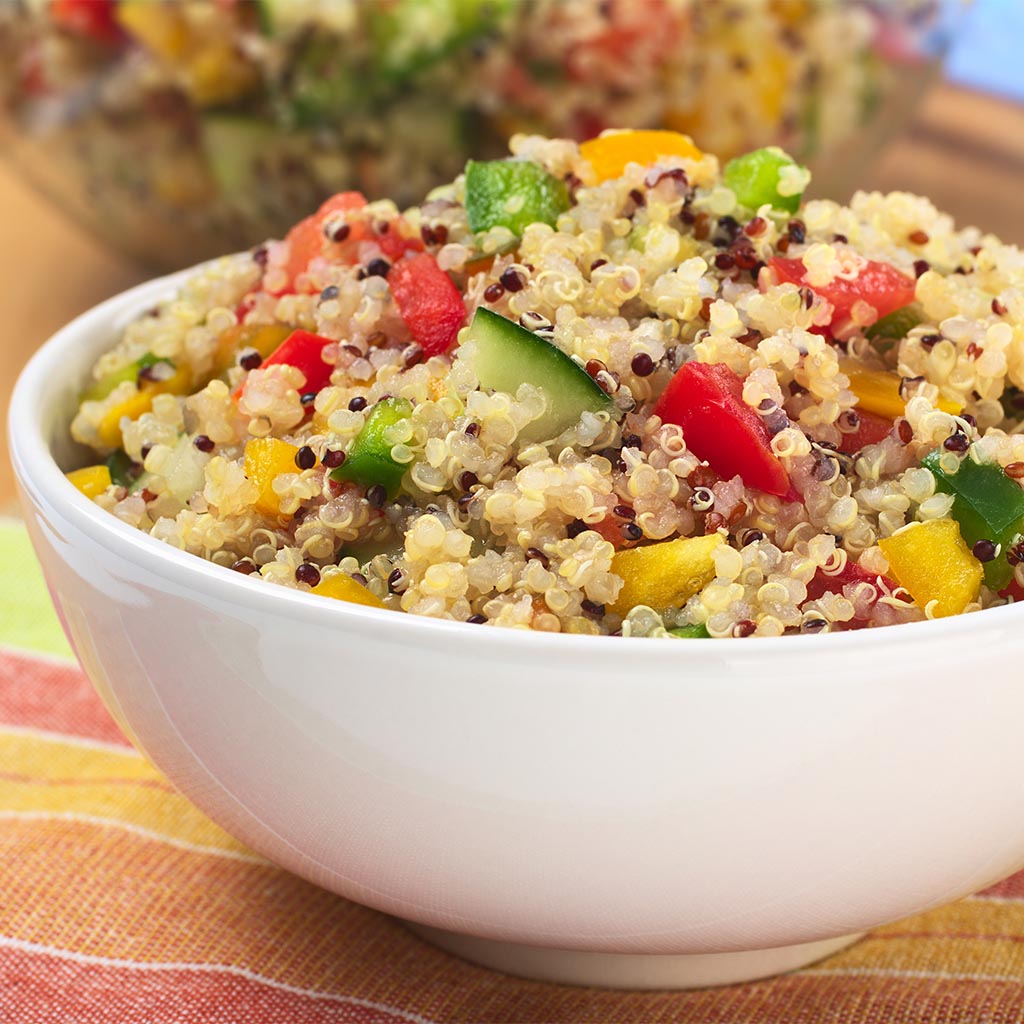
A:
668;623;710;639
922;449;1024;589
723;146;808;214
106;449;142;488
865;304;924;344
465;160;570;236
331;397;414;498
82;353;168;403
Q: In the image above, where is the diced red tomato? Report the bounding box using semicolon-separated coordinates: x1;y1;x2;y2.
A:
235;329;334;402
804;559;896;628
766;256;916;333
50;0;123;43
388;254;467;357
281;192;367;288
653;362;791;497
836;409;893;454
999;578;1024;603
587;514;636;549
280;192;426;291
376;224;425;264
805;560;892;603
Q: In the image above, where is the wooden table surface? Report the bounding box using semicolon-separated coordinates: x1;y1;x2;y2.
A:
1;81;1022;506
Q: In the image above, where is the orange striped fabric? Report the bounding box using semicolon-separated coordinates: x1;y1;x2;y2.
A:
3;522;1024;1021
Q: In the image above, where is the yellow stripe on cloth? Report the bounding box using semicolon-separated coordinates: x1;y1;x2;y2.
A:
809;899;1024;980
0;728;252;858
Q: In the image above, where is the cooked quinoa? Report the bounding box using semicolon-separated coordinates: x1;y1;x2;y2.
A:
2;0;944;269
68;130;1024;639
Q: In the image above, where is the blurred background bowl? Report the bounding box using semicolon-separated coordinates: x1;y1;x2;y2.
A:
0;0;955;272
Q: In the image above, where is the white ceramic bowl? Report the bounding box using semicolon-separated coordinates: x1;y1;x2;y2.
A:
11;269;1024;990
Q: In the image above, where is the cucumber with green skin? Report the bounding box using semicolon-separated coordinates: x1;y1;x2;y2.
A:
81;353;170;403
465;307;614;441
668;623;711;639
865;304;924;344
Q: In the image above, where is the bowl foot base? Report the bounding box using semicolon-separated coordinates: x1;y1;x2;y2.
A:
404;923;864;989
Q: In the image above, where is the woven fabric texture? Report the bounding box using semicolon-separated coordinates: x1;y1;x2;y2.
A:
2;519;1024;1023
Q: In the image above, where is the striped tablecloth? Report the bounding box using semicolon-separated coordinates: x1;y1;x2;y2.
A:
3;519;1024;1023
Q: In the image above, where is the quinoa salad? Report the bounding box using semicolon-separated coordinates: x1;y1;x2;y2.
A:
1;0;946;269
67;129;1024;639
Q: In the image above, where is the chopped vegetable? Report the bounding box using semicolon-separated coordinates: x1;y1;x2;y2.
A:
67;465;112;499
82;352;167;403
106;449;140;489
654;362;790;497
463;240;518;278
258;329;335;394
282;191;367;287
579;129;702;183
878;518;983;618
842;363;960;419
805;559;891;604
465;307;613;441
767;256;917;331
610;533;722;616
864;303;924;344
215;322;294;375
668;622;710;639
95;361;192;450
243;437;301;518
311;572;388;609
922;449;1024;589
837;409;893;454
388;253;466;357
52;0;122;43
723;146;807;213
331;397;413;498
465;159;570;236
116;1;189;61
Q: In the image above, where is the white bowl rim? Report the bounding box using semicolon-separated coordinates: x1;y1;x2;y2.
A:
10;264;1024;659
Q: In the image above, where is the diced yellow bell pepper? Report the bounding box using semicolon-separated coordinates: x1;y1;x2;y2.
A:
215;323;294;375
243;438;300;518
580;130;703;184
116;2;191;62
610;533;722;616
312;572;387;609
185;44;260;107
97;391;156;450
95;364;193;450
842;362;960;420
67;465;112;500
878;518;982;618
157;363;192;396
